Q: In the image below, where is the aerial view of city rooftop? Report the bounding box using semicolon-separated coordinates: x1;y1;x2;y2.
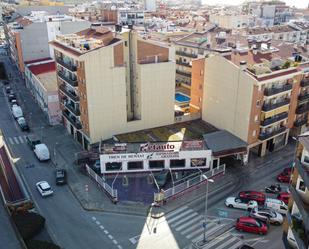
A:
0;0;309;248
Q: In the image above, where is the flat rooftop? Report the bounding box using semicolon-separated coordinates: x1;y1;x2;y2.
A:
115;119;217;143
36;71;57;92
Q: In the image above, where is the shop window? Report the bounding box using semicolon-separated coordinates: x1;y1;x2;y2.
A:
170;159;185;168
127;161;143;170
149;160;165;169
105;162;122;171
190;158;206;167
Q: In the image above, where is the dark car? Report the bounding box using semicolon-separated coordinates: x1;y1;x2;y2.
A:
5;86;11;93
26;135;41;149
56;169;67;185
8;94;16;102
17;117;29;131
238;191;266;205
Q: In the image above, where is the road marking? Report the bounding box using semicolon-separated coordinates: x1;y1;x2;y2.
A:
117;246;122;249
191;223;224;243
99;225;104;230
171;212;198;227
92;217;96;221
18;136;24;143
167;209;192;223
104;230;109;234
212;236;238;249
164;205;188;219
129;235;140;245
201;232;230;249
108;234;113;239
13;137;19;144
8;137;14;145
95;221;100;225
176;215;201;231
112;240;118;245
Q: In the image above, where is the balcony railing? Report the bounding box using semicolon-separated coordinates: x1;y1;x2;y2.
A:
176;60;192;68
296;104;309;115
65;103;80;116
294;160;309;192
264;84;292;96
289;184;309;232
298;93;309;102
286;212;309;249
258;126;286;141
176;69;192;78
175;50;198;58
62;110;82;130
301;79;309;87
56;58;77;72
58;71;78;87
262;99;290;112
59;84;79;102
294;117;308;127
260;112;288;127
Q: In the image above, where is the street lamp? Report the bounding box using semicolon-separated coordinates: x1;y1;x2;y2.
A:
202;174;214;244
54;142;58;166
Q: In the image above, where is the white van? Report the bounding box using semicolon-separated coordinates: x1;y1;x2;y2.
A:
34;144;50;161
264;198;288;215
12;105;23;119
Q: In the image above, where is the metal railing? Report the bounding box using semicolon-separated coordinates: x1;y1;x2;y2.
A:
296;104;309;114
154;164;225;203
176;59;192;67
58;71;78;87
56;58;77;72
298;93;309;102
301;79;309;87
62;110;82;129
59;84;79;102
258;126;286;141
260;112;288;126
262;98;290;112
294;118;308;127
176;50;198;58
264;84;292;96
85;164;118;202
176;69;192;78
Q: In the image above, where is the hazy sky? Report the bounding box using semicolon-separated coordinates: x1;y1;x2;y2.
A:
202;0;308;8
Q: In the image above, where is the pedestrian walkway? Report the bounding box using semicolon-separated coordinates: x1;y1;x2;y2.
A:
7;135;27;145
161;205;241;249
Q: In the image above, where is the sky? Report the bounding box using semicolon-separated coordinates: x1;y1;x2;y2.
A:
202;0;309;9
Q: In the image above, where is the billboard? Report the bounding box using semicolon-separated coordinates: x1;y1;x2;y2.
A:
139;142;182;152
103;143;127;153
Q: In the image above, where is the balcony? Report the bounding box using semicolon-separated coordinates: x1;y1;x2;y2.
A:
294;160;309;192
59;84;79;102
298;93;309;102
286;212;309;249
65;103;80;116
296;104;309;115
176;60;192;68
262;99;290;112
258;126;286;141
62;110;82;130
58;71;78;87
289;184;309;232
260;112;288;127
294;117;308;127
56;58;77;72
301;79;309;88
264;84;292;96
176;50;198;58
176;69;192;78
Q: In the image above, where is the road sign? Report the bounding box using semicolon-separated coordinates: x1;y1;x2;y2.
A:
217;209;228;218
202;222;207;228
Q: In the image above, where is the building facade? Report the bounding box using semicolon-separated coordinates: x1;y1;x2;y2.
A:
50;27;175;149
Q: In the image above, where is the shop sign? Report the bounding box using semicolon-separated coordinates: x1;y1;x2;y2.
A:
182;140;204;150
139;142;181;152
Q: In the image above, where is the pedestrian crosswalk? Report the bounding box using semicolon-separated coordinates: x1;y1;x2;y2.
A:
7;135;27;145
162;205;242;249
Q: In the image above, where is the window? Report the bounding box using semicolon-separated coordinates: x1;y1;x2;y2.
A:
127;161;143;170
304;155;309;164
170;159;185;168
190;158;206;167
105;162;122;171
256;100;261;107
298;180;306;192
252;130;256;137
149;160;165;169
124;41;127;47
255;115;259;122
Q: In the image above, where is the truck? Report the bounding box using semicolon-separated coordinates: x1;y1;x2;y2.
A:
11;105;23;119
26;135;41;150
33;144;50;161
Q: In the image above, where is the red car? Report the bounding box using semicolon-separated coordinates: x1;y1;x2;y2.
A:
277;192;290;205
238;191;266;205
235;217;268;235
277;172;291;183
283;167;292;174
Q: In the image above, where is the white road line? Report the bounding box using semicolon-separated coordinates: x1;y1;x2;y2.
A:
112;240;118;245
202;232;231;249
108;235;113;240
92;217;96;221
228;240;243;249
210;236;238;249
95;221;100;225
104;230;109;234
171;212;198;228
181;220;205;235
13;137;19;144
164;206;188;219
192;224;224;243
18;136;24;143
176;215;202;231
167;209;193;224
186;222;216;239
117;246;122;249
99;225;104;230
8;137;14;145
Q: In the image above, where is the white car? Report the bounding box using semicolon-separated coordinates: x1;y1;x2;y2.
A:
225;197;258;210
250;208;283;225
36;181;53;197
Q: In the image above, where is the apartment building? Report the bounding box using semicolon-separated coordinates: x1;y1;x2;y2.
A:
50;26;175;149
4;12;90;74
202;40;309;157
209;14;251;29
283;133;309;249
24;58;61;125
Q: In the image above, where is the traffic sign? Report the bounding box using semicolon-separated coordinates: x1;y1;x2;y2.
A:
217;209;228;218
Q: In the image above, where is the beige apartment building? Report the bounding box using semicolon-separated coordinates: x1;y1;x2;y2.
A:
50;26;175;149
202;40;309;157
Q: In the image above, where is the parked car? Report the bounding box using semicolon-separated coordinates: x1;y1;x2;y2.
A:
36;181;53;197
277;192;290;205
235;217;268;235
8;93;16;101
11;104;23;119
287;227;298;249
5;86;11;93
264;198;288;215
56;169;67;185
250;208;283;225
26;135;41;150
238;191;266;205
283;167;293;174
34;143;50;161
17;117;29;131
10;99;17;106
225;197;258;211
277;172;291;183
265;184;281;194
2;80;9;85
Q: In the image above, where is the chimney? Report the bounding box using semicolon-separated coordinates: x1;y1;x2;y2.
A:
240;61;247;70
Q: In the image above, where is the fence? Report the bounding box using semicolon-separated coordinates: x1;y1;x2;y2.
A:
85;164;118;203
154;164;226;203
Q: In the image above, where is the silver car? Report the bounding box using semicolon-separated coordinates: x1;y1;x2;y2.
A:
250;208;283;225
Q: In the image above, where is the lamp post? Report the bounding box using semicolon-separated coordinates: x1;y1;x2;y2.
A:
202;174;214;244
54;142;58;167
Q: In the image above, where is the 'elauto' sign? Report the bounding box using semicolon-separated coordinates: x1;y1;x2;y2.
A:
139;142;181;152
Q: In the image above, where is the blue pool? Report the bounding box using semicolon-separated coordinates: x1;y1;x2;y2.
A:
175;92;191;103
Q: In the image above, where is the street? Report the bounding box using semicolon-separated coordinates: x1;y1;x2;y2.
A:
0;54;291;249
